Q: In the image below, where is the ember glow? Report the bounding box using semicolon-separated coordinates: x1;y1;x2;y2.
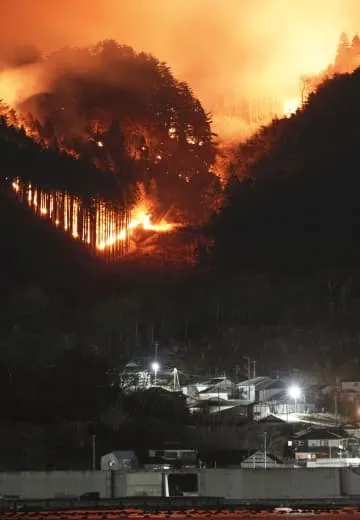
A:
11;178;179;257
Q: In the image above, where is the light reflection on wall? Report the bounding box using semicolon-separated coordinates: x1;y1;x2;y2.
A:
11;177;131;258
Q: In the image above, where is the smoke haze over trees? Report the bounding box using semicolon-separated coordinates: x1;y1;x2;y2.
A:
1;1;360;136
10;40;218;222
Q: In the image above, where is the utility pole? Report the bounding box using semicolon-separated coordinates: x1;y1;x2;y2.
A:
264;432;267;470
244;356;251;400
244;357;256;400
235;365;240;383
252;360;256;379
244;356;251;379
88;423;96;470
334;377;340;425
154;341;159;362
92;433;96;470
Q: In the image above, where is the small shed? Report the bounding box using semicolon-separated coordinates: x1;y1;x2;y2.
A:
101;450;139;470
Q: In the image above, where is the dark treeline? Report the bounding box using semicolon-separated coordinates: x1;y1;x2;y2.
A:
0;107;122;201
215;66;360;271
296;32;360;106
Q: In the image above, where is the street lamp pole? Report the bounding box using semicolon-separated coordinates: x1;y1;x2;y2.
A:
151;361;160;387
288;385;302;418
92;433;96;470
264;432;267;470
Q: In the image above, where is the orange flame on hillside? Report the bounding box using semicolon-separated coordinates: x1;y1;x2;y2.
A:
11;178;179;255
283;98;302;118
97;203;178;251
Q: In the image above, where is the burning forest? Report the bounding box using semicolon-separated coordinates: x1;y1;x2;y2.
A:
0;40;222;262
0;0;360;264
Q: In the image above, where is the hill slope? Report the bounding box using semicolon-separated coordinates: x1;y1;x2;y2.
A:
213;68;360;271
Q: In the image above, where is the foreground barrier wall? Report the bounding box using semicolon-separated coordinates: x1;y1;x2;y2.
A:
125;472;162;497
0;471;108;499
199;469;341;500
341;468;360;496
0;468;354;500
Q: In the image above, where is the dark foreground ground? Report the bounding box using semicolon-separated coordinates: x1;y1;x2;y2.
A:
3;509;360;519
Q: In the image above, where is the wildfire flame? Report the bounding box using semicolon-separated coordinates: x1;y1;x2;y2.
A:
283;98;301;118
97;203;177;251
11;178;179;255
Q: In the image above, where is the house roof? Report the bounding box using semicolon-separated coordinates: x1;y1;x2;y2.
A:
237;376;271;388
103;450;137;459
188;398;251;409
237;377;286;392
294;428;347;440
242;450;284;465
189;397;253;408
196;377;234;389
258;414;286;423
263;379;287;390
198;386;233;394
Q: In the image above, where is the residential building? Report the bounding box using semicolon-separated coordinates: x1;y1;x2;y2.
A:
237;377;286;402
237;377;271;401
119;361;151;392
183;377;236;400
187;397;252;417
148;448;197;468
291;428;350;462
341;380;360;394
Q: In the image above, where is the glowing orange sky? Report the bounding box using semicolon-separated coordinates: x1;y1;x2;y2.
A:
1;0;360;134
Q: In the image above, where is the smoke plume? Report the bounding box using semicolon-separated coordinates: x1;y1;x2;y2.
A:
0;0;360;137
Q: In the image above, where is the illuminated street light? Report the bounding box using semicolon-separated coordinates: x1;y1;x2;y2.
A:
151;361;160;386
288;385;302;415
288;385;301;400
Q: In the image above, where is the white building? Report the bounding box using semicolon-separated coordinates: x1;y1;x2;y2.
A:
183;377;236;401
101;451;138;470
237;377;285;402
119;361;151;392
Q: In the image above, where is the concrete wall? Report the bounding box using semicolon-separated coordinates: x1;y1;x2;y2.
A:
0;471;108;499
0;468;358;500
115;468;341;500
125;471;162;496
198;468;341;500
340;468;360;496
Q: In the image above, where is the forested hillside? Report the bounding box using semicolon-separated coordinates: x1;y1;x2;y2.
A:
213;67;360;270
16;40;219;222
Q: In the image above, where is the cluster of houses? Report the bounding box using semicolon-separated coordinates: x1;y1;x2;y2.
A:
120;360;313;422
117;361;360;468
182;375;311;420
